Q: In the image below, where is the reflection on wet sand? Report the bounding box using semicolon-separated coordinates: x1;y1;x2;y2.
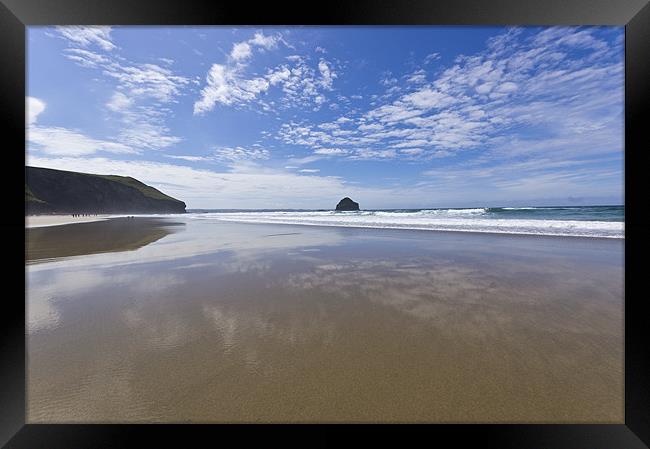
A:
27;220;623;423
26;217;184;263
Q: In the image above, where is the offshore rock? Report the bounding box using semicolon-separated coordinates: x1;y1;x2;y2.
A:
335;197;360;211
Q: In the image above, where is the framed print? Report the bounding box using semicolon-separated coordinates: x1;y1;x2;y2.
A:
2;0;649;447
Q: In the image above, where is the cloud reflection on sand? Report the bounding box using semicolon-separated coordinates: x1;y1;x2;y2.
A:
280;256;622;339
28;218;345;272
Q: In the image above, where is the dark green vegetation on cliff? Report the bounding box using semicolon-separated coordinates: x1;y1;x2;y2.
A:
26;166;186;215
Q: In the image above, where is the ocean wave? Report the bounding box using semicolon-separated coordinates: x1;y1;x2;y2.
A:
499;207;537;210
421;208;488;215
182;211;624;238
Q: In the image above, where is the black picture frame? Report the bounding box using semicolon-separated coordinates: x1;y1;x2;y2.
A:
2;0;649;447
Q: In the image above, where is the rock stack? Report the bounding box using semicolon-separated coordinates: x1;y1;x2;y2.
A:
335;197;360;211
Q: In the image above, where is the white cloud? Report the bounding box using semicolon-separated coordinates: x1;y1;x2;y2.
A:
379;72;398;86
60;41;190;151
230;42;252;61
406;69;427;84
116;120;181;151
229;31;283;62
496;81;518;93
318;60;336;90
424;52;441;63
277;59;331;109
314;148;348;155
26;96;46;125
286;154;324;166
56;26;116;51
318;122;339;131
27;94;136;156
299;168;320;173
212;146;270;163
358;123;382;132
28;127;135;156
533;27;607;52
274;26;623;167
366;104;424;124
165;155;212;162
400;148;424;155
420;155;622;202
62;48;111;67
106;91;133;112
475;82;494;94
249;32;279;50
193;64;272;114
402;88;454;109
195;50;336;114
267;66;291;85
349;149;397;160
60;46;190;104
162;147;272;169
196;32;340;114
104;63;190;103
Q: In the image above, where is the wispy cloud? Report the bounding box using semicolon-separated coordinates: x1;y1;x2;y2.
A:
57;29;192;151
56;26;116;51
27;96;136;156
103;63;190;103
275;25;623;178
29;126;135;156
212;146;270;163
165;155;212;162
163;146;271;168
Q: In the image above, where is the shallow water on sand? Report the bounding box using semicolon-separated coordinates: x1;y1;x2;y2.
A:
26;218;623;422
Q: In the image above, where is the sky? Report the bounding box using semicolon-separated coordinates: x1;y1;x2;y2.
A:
26;26;624;209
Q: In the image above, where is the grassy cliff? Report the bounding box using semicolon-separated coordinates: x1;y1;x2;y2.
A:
26;166;186;215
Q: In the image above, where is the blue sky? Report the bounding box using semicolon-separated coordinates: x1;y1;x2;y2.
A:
27;26;624;209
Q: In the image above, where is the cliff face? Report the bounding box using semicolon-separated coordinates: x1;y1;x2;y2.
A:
26;166;186;215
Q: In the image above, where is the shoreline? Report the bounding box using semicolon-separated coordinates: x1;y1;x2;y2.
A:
161;207;625;239
195;217;625;239
165;214;625;240
25;214;624;239
25;214;114;228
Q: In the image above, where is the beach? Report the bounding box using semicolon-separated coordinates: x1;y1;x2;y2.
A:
26;214;112;228
26;217;624;423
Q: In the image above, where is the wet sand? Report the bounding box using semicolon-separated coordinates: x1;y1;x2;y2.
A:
26;217;185;264
26;218;624;423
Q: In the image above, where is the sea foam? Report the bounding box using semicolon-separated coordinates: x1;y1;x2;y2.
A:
180;209;624;238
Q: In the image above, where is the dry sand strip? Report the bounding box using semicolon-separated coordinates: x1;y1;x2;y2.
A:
26;215;115;228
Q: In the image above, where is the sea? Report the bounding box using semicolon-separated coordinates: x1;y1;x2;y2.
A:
177;205;624;239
